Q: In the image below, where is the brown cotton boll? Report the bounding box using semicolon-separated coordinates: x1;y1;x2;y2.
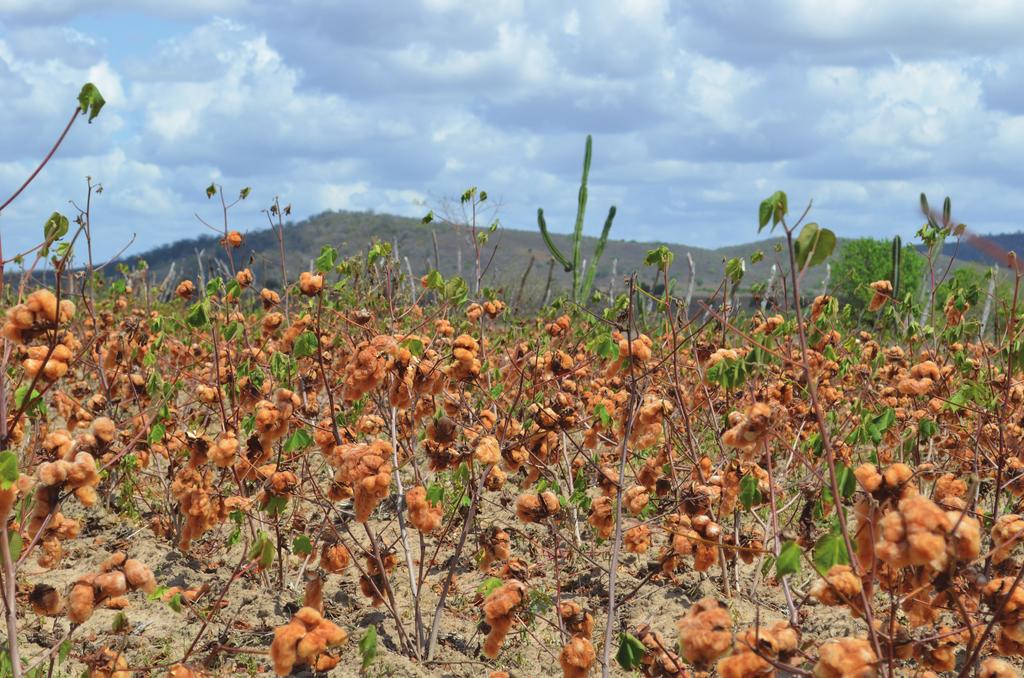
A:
515;491;561;524
75;485;98;507
175;280;195;300
124;559;157;594
92;417;116;444
68;580;96;624
260;288;280;308
897;376;933;396
270;621;305;676
167;665;206;678
313;618;347;646
868;280;893;311
875;495;950;570
303;574;324;614
474;436;501;466
406;485;442;533
320;543;351;573
740;620;799;660
298;271;323;296
359;574;386;606
717;650;772;678
482;580;527;658
484;465;506;491
810;565;864;615
934;473;966;506
103;596;130;610
95;571;128;598
558;601;594;638
235;268;254;287
981;658;1021;678
221;230;244;248
992;514;1024;565
28;289;59;322
29;584;63;616
100;552;128;572
984;577;1024;644
624;523;651;554
488;673;511;678
37;460;69;486
813;637;877;678
68;452;99;488
560;636;595;678
480;526;511;569
946;510;981;561
623;485;649;516
296;629;328;661
721;402;774;450
677;598;733;667
85;647;130;678
210;433;238;467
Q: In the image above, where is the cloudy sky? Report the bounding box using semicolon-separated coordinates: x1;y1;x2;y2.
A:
1;1;1023;259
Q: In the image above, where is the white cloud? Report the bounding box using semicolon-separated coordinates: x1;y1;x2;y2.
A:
2;1;1024;261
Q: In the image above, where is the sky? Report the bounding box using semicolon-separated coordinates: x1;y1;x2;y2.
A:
2;1;1024;259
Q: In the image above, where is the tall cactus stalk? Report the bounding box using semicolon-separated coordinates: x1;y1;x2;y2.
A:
684;252;696;319
891;235;902;299
980;265;998;339
537;135;617;304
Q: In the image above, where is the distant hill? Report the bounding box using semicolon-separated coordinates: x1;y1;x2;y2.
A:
119;209;824;307
937;231;1024;267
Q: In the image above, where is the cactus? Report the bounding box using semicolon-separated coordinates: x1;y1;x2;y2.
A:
891;235;902;299
537;135;617;304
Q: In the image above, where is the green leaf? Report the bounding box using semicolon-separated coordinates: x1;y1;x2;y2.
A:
739;474;762;510
594;403;613;428
111;611;129;632
794;223;837;271
270;352;296;384
167;593;183;613
0;452;19;490
644;245;674;271
205;183;217;199
293;535;313;555
443;276;468;305
725;257;745;285
315;245;337;273
239;187;251;200
14;386;44;418
367;241;392;266
222;320;242;341
77;83;105;122
283;428;313;453
615;632;646;670
148;423;165;445
185;301;209;328
813;530;851;574
426;484;444;506
477;577;503;597
776;540;801;578
400;336;424;357
835;462;856;500
147;586;170;602
43;212;69;244
588;333;619;361
758;191;788;232
359;625;378;670
248;533;275;569
293;331;318;359
424;269;444;290
7;532;22;562
58;638;71;665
